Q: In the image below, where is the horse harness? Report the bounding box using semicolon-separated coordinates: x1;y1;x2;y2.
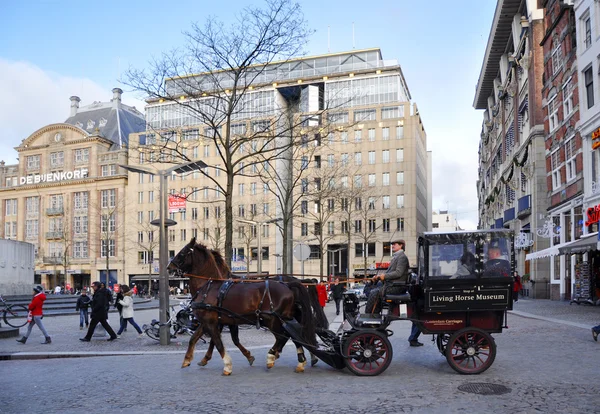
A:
193;277;277;329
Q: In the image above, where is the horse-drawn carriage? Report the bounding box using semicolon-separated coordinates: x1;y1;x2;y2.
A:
170;229;514;376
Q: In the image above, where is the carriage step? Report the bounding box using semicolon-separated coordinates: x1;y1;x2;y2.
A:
385;293;412;302
355;314;385;327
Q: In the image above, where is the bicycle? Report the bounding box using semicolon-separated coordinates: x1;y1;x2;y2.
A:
0;294;29;328
142;301;201;341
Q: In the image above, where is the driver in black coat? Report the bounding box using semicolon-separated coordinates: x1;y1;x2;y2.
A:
483;243;511;278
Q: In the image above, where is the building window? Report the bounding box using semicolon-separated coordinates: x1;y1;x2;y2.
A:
551;38;562;76
74;192;88;209
354;130;362;142
354;220;362;233
301;223;308;236
74;241;88;259
5;199;17;215
101;239;115;257
382;127;390;140
341;153;349;166
25;219;38;238
368;151;376;165
382;218;390;232
74;148;90;163
551;148;561;190
396;125;404;139
341;131;348;144
585;66;594;109
26;196;39;214
506;185;515;204
368;197;376;210
355;197;362;210
354;152;362;166
26;155;40;170
368;219;377;232
382;150;390;163
354;175;362;187
368;174;376;186
382;172;390;186
328;154;334;167
341;221;349;233
548;94;559;131
101;189;116;208
50;152;64;168
74;216;88;234
238;183;244;196
138;231;144;243
101;164;117;177
396;195;404;208
314;222;321;236
396;171;404;185
382;195;390;209
396;148;404;162
397;217;405;231
563;78;574;117
368;128;375;141
584;15;592;49
565;137;577;182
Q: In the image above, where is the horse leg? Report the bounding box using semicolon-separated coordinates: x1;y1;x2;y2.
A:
267;335;288;369
198;339;215;366
293;340;308;373
205;325;232;376
229;325;255;366
182;325;205;368
310;351;318;367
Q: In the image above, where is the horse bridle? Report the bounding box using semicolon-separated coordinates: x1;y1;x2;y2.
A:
170;245;195;277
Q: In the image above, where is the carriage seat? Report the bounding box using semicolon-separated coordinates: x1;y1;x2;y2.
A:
384;292;412;302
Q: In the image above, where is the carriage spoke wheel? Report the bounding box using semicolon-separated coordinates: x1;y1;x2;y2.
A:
436;334;450;354
343;330;393;376
445;328;496;375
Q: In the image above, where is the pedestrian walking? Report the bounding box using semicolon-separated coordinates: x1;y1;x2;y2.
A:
513;271;523;302
316;281;327;308
75;289;91;330
80;281;118;342
331;278;346;316
115;287;126;332
16;286;51;344
592;324;600;342
116;285;143;337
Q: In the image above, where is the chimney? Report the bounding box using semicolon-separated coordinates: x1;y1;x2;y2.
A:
112;88;122;109
70;96;81;117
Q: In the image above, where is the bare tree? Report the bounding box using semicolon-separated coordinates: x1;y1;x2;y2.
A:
124;0;313;266
128;215;160;296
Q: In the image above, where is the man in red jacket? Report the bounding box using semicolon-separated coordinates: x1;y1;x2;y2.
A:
16;286;51;344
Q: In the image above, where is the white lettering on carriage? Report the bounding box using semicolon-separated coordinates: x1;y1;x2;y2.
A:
476;294;505;300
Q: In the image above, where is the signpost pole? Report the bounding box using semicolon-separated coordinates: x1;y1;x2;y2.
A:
158;171;170;345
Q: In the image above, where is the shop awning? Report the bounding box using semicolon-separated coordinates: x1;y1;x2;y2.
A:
526;232;599;260
558;232;598;255
525;245;562;261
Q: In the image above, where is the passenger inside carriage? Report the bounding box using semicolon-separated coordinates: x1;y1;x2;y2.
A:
483;240;511;278
451;251;476;279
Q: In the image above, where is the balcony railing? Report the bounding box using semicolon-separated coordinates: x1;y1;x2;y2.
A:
45;231;64;239
517;195;531;219
46;207;64;215
503;208;515;227
42;256;63;264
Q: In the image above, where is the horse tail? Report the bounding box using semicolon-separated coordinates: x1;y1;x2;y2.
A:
306;284;329;330
286;280;317;347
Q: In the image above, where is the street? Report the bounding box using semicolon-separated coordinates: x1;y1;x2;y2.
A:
1;300;600;413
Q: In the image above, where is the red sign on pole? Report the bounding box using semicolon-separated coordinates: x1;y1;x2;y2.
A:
168;194;186;213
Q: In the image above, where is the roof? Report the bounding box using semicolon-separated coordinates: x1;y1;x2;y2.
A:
64;101;145;147
473;0;522;109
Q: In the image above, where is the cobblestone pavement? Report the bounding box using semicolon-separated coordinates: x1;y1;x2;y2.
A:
1;299;600;413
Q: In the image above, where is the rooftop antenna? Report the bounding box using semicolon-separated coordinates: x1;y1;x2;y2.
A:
352;22;355;49
328;26;330;53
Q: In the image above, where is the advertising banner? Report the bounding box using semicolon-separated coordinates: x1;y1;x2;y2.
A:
168;194;186;213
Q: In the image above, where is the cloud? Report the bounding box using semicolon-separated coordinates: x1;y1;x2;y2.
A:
0;59;146;164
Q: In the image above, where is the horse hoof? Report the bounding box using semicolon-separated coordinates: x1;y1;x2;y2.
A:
198;359;208;367
181;361;191;368
311;359;318;367
248;356;255;366
267;363;274;369
222;371;232;376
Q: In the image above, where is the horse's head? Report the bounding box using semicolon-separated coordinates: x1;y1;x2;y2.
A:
168;237;197;276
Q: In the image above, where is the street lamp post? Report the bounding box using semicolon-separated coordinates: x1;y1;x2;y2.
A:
237;218;282;276
121;160;207;345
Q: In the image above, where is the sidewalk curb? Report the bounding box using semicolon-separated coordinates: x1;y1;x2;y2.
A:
509;310;591;330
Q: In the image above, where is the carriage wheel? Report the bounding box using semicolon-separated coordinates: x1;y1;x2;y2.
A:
435;334;450;354
343;330;393;376
445;328;496;375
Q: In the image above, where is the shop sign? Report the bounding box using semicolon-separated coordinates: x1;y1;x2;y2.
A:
585;204;600;227
231;261;247;272
19;168;88;185
375;262;390;269
592;127;600;150
168;194;186;213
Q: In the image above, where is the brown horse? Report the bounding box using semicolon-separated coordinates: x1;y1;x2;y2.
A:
168;239;317;375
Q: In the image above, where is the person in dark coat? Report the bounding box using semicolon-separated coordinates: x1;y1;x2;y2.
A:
114;288;126;332
80;281;117;342
75;289;91;330
330;278;346;315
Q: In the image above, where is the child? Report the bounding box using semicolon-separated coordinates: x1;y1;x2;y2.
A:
16;286;51;344
75;289;91;330
116;285;143;337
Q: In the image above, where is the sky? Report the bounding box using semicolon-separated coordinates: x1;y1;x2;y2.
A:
0;0;496;230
